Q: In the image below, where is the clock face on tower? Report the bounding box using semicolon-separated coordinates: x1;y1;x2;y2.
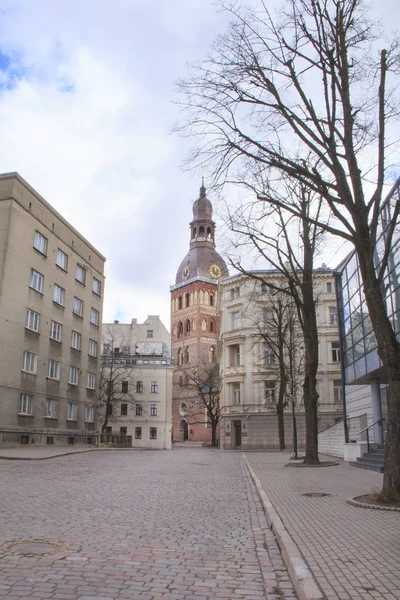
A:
182;265;191;280
209;264;221;279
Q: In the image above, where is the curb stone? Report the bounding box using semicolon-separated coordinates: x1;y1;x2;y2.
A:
347;498;400;512
243;454;325;600
0;447;153;461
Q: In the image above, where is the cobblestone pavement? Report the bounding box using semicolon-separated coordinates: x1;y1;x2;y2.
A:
246;452;400;600
0;449;296;600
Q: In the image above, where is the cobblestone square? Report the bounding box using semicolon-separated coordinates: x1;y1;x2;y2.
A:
0;450;296;600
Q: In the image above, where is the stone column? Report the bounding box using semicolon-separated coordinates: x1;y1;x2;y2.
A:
371;379;383;445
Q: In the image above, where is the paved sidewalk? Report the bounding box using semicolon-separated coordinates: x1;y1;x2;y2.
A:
0;446;98;460
245;452;400;600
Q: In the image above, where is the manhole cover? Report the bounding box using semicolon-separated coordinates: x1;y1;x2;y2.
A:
1;540;64;556
302;492;331;497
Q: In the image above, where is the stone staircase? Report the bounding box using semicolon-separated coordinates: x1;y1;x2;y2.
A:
350;445;385;473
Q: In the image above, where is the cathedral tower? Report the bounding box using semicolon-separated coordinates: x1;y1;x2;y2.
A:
170;183;228;443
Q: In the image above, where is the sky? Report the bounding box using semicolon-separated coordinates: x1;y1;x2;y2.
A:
0;0;398;331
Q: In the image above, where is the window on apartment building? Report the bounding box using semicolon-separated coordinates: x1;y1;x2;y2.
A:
230;287;240;300
231;311;240;330
88;339;97;357
30;268;44;293
69;366;79;385
120;427;127;436
22;351;37;374
26;309;40;332
135;427;142;439
327;281;333;293
121;403;128;416
136;404;143;416
232;382;241;405
45;398;57;418
87;372;96;389
121;381;128;393
67;402;77;420
150;427;157;440
333;380;343;403
19;393;33;415
229;344;240;366
56;249;68;271
53;284;65;306
151;381;158;393
147;329;153;338
50;320;62;342
265;381;276;405
48;359;60;380
136;381;143;393
264;343;276;365
261;282;268;294
33;231;47;255
92;277;101;296
85;405;94;422
331;341;341;362
329;306;338;326
90;308;99;326
263;307;274;325
71;331;81;350
105;426;112;434
151;404;158;416
73;297;83;317
75;265;86;285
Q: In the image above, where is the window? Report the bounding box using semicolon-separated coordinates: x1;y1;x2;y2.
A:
85;405;94;422
71;331;81;350
120;427;127;436
329;306;338;326
48;359;60;380
136;404;143;416
90;308;99;326
73;297;83;317
178;322;183;338
265;381;276;405
264;343;275;365
33;231;47;255
229;344;240;366
147;329;153;338
56;249;68;271
263;308;274;324
230;287;240;300
331;341;341;362
26;309;40;332
87;372;96;389
75;265;86;285
105;426;112;434
53;284;65;306
151;404;158;416
209;295;214;306
209;320;214;333
69;366;79;385
180;402;188;416
177;348;183;366
261;282;268;294
88;339;97;357
185;293;190;308
19;394;33;415
136;381;143;393
22;351;37;374
231;311;240;330
92;277;101;296
30;268;44;293
151;381;158;393
232;382;241;405
150;427;157;439
121;403;128;416
333;379;343;403
184;347;190;364
186;319;191;334
327;281;333;293
50;320;62;342
67;402;77;420
45;398;57;418
135;427;142;439
178;296;183;310
121;381;128;393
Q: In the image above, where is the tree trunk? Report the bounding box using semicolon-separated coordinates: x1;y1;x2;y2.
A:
292;401;298;459
277;404;286;451
211;423;217;447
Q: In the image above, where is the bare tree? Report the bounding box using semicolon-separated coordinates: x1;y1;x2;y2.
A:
177;0;400;500
181;353;221;447
98;325;136;433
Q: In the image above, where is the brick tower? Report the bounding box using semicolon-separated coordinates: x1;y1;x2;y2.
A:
170;183;228;443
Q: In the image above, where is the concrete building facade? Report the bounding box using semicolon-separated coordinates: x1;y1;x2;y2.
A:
218;270;343;450
0;173;105;446
100;316;172;450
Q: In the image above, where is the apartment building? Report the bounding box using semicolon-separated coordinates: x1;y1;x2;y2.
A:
100;316;172;450
218;270;343;450
0;173;105;446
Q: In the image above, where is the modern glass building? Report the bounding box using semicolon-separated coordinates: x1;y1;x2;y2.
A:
336;178;400;445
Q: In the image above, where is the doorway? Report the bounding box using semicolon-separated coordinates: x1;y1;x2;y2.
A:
179;419;189;441
233;420;242;448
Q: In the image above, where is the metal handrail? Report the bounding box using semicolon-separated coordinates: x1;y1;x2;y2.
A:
355;419;385;453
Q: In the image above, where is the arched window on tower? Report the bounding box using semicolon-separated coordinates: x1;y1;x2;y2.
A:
178;296;183;310
209;294;214;307
207;227;211;238
185;293;190;308
210;320;215;333
186;319;191;334
178;322;183;338
199;226;205;236
209;346;215;363
202;319;207;331
185;346;190;364
192;227;197;239
177;348;183;366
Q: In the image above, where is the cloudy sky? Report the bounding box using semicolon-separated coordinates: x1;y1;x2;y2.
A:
0;0;398;331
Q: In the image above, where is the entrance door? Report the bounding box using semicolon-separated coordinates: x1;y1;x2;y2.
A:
179;419;189;441
234;421;242;447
